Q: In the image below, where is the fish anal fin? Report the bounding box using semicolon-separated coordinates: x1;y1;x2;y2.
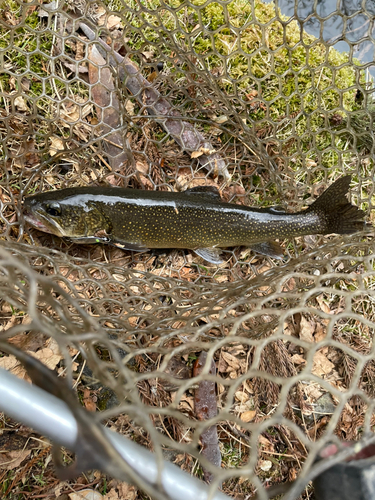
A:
194;247;224;264
184;186;222;201
110;240;149;252
251;242;283;259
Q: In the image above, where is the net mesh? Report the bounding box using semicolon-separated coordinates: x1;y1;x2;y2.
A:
1;0;375;498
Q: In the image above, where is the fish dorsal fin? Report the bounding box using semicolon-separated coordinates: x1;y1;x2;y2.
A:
194;247;224;264
183;186;222;201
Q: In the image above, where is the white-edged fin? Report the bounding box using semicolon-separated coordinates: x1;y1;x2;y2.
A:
251;242;283;259
111;241;149;252
69;236;110;244
194;247;224;264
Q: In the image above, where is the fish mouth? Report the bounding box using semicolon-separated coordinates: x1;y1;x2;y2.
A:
23;212;61;236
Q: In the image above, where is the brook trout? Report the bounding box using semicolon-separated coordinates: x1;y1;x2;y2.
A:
23;176;365;264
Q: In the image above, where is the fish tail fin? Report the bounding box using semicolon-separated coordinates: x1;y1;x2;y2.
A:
307;175;366;234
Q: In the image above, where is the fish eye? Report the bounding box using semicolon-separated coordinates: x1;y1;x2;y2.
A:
45;202;62;217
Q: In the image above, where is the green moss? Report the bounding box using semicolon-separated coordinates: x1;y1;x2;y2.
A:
96;386;120;411
115;0;363;123
2;0;371;180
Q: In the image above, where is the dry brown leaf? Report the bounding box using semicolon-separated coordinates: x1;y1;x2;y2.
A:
49;136;65;156
316;295;331;314
54;481;69;498
179;176;219;191
191;150;204;158
0;343;63;382
3;10;18;26
217;383;225;394
191;146;215;159
103;490;119;500
95;5;107;23
227;345;246;356
178;395;194;412
314;323;327;342
312;350;335;377
283;322;294;336
107;15;122;29
291;354;306;365
0;354;19;370
14;95;28;111
341;403;354;429
304;383;323;401
212;115;228;124
221;351;240;371
125;100;135;116
240;410;256;422
0;449;32;471
8;330;44;352
83;388;97;412
0;315;19;333
28;348;62;371
69;490;103;500
0;354;27;379
299;315;315;343
235;391;249;403
217;357;228;373
112;483;137;500
46;337;61;355
242;380;253;394
135;161;148;175
258;435;274;452
234;399;253;413
61;105;80;123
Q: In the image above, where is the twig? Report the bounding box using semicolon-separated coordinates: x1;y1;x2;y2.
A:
78;21;231;180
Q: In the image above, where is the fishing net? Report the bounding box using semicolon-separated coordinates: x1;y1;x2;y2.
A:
0;0;375;498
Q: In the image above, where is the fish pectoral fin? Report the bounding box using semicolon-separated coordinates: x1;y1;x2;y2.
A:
183;186;222;201
110;240;149;252
68;236;110;244
194;247;224;264
251;242;283;259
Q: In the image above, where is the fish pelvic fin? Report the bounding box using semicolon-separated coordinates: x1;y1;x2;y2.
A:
307;175;366;235
194;247;224;264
